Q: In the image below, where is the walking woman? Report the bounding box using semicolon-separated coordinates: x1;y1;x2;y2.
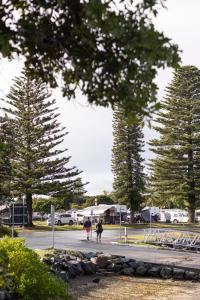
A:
96;219;103;241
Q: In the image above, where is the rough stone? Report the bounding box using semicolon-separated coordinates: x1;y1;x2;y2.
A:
84;252;97;259
123;267;134;276
128;261;140;269
122;263;129;269
185;271;198;280
41;257;53;265
93;277;100;283
90;256;109;268
173;268;185;280
136;265;147;276
68;261;84;274
0;289;14;300
112;263;123;273
56;270;69;282
148;267;161;277
82;261;97;274
160;267;173;279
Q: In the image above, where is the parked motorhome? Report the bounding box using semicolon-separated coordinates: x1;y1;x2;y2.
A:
195;210;200;222
162;209;189;223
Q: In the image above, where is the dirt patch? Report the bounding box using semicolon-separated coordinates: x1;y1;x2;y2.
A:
69;275;200;300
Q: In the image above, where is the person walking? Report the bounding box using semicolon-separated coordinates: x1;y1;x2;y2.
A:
83;217;92;240
96;219;103;242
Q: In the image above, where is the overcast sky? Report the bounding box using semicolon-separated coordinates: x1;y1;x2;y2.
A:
0;0;200;195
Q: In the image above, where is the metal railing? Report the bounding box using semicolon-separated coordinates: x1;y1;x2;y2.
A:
144;228;200;250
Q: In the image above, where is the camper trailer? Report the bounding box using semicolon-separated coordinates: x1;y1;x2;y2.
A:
141;207;160;222
162;209;189;223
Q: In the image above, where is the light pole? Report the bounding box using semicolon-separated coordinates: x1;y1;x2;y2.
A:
51;205;55;248
11;202;14;238
119;207;122;240
149;207;151;231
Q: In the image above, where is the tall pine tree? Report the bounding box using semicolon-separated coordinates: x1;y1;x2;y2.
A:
111;106;145;222
1;72;86;226
149;66;200;222
0;116;13;205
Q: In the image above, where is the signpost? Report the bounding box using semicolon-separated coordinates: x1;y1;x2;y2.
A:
51;205;55;248
11;203;14;238
119;207;122;240
149;207;152;231
90;209;93;240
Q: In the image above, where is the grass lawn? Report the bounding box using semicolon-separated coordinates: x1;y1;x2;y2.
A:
16;221;200;233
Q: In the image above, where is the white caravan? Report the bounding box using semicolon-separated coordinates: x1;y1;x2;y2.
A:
162;209;189;224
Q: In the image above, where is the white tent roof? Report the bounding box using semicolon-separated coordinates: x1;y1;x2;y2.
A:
76;204;117;216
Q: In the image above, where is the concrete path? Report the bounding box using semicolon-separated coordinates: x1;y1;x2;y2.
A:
19;229;200;270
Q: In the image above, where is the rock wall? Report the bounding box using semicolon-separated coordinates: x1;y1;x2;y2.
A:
41;249;200;282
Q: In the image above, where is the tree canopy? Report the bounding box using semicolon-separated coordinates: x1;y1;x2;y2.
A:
1;72;86;225
112;106;145;222
149;66;200;222
0;0;180;115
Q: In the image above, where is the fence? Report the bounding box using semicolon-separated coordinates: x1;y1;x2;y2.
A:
144;228;200;250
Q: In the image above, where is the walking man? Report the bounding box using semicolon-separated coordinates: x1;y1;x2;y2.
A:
83;217;92;241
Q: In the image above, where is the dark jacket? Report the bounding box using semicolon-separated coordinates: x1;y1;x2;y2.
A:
96;222;103;233
84;220;91;228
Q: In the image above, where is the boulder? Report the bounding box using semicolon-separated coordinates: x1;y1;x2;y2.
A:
56;270;69;282
41;257;53;265
160;267;172;279
93;277;100;283
173;268;185;280
128;261;140;269
90;256;109;268
112;263;123;273
122;263;129;269
185;271;198;280
135;265;147;276
148;267;161;277
82;261;97;274
123;267;134;276
68;261;84;275
84;252;97;259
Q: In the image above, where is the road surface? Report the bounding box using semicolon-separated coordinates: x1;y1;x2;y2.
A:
18;229;200;269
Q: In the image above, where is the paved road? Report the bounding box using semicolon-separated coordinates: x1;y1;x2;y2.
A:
19;229;200;270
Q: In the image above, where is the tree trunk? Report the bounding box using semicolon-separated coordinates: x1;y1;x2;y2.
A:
26;192;33;226
130;209;135;224
188;193;196;223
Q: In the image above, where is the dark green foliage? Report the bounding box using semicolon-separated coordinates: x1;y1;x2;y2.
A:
0;237;69;300
0;225;17;237
149;66;200;222
0;1;180;115
74;193;114;209
1;72;86;225
111;106;145;221
33;197;69;214
0;117;13;204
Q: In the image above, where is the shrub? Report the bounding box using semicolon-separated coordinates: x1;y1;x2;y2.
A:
0;225;18;237
0;237;69;300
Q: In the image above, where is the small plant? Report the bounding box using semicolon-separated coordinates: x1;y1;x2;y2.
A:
0;225;17;237
0;237;69;300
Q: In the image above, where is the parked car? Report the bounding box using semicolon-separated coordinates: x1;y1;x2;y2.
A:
47;213;74;226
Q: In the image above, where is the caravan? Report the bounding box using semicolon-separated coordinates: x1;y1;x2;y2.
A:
161;209;189;223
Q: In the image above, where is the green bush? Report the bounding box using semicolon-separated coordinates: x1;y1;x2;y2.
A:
0;237;69;300
0;225;18;237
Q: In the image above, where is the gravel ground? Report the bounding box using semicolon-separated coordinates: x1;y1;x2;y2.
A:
69;275;200;300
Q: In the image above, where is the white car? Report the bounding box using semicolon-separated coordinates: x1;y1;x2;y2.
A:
47;213;74;226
